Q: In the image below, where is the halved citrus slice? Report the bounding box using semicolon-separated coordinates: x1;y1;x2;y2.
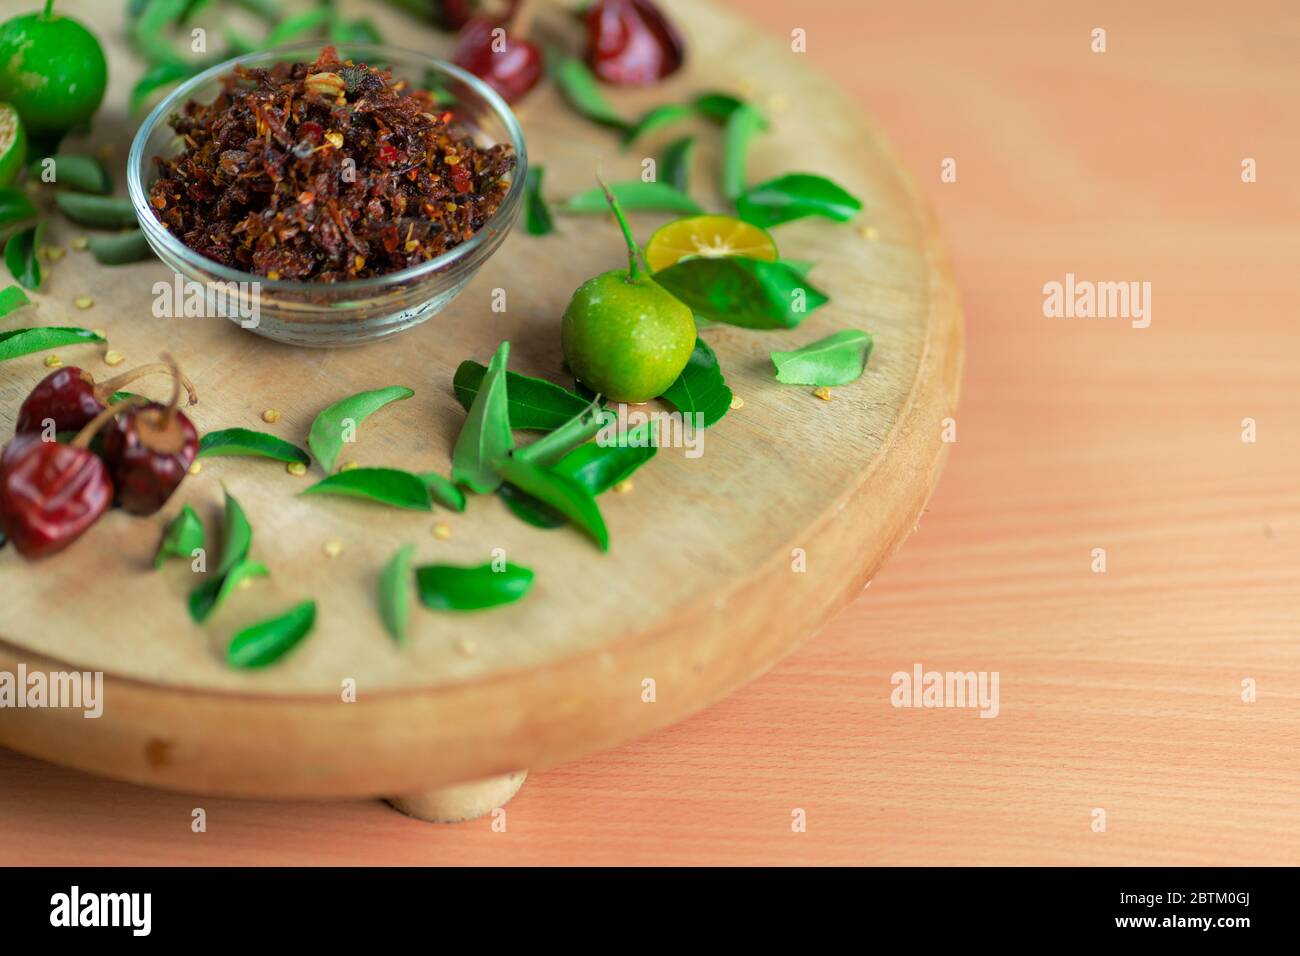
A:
0;102;27;188
645;214;778;272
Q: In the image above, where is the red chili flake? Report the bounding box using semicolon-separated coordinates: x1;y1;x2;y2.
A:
147;46;515;281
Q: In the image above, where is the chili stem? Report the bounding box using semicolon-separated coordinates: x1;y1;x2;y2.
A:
71;397;147;450
513;0;537;40
95;362;199;406
43;0;55;18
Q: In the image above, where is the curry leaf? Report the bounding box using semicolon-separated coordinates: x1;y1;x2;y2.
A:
30;154;111;194
495;453;609;551
562;180;702;215
415;561;535;611
736;173;864;228
53;192;137;228
0;188;36;226
0;285;31;318
721;102;767;202
418;472;467;512
266;7;331;45
516;399;605;466
622;103;694;147
198;428;309;464
189;559;269;623
153;504;204;569
451;341;515;493
300;468;433;511
554;421;657;494
553;56;631;132
771;329;873;386
5;223;44;290
524;166;554;236
453;361;591;432
659;135;696;193
227;599;316;668
660;338;732;427
131;61;199;114
653;257;828;329
216;490;252;576
308;385;413;474
0;327;104;362
379;544;415;643
693;91;749;123
88;230;153;265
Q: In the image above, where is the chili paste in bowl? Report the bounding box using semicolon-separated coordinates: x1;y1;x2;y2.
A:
128;43;526;346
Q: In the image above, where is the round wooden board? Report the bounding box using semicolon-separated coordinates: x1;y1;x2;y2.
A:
0;0;962;797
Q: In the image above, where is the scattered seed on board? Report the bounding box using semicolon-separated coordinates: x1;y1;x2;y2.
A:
71;237;89;251
323;538;344;558
431;522;451;539
613;479;634;494
43;245;64;261
858;225;879;241
456;637;478;657
339;460;359;472
188;461;202;475
44;355;61;368
104;349;125;367
286;461;307;476
730;394;745;410
261;409;281;423
814;386;833;401
74;296;93;310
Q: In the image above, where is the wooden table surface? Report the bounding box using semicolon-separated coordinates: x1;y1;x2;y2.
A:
3;0;1298;866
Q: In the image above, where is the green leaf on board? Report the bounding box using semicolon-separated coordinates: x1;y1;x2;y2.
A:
0;188;37;227
216;490;252;576
189;559;269;623
131;61;200;114
692;91;749;123
227;599;317;668
0;285;31;318
660;337;732;427
0;327;104;362
495;453;608;551
417;471;467;512
300;468;434;511
198;428;310;464
554;420;657;495
622;103;694;147
5;222;44;290
561;180;702;215
378;543;415;643
736;173;864;228
552;56;631;132
524;166;554;236
153;504;204;569
658;135;696;193
515;398;605;466
652;257;828;330
53;192;137;228
87;230;154;265
307;385;414;474
30;154;111;194
415;561;535;612
451;341;515;493
721;102;767;202
266;7;331;45
771;329;873;386
453;360;590;432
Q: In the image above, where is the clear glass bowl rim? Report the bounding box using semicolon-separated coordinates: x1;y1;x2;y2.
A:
126;40;528;294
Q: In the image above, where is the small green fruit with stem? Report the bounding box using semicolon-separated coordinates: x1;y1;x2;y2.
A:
0;1;108;138
561;178;696;404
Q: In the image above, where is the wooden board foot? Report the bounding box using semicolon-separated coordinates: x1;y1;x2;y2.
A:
385;771;527;823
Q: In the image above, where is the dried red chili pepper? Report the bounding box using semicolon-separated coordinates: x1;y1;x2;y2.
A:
100;361;199;517
585;0;685;86
452;13;544;105
0;398;145;560
15;363;198;437
149;46;515;281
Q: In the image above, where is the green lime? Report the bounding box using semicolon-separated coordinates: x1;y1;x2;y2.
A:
562;270;697;404
0;4;108;136
563;182;696;403
0;102;27;187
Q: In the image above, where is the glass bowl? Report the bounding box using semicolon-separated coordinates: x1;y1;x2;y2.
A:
127;42;526;347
